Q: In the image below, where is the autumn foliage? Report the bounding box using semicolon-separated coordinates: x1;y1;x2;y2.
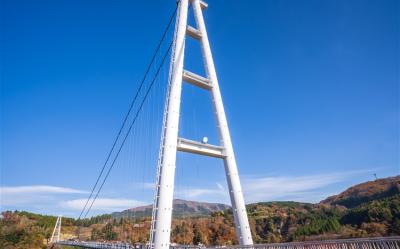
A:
1;176;399;249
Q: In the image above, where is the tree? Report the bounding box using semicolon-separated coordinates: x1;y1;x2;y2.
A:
102;223;117;241
391;218;400;234
192;224;203;245
91;227;101;240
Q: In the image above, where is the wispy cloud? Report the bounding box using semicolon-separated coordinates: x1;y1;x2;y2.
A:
241;170;371;203
138;181;229;203
0;184;146;217
62;198;145;211
0;185;87;207
173;183;229;203
0;185;87;195
168;170;372;204
175;186;225;199
0;169;373;216
143;182;155;190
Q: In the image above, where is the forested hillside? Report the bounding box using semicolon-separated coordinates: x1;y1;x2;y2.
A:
1;176;399;249
321;176;400;208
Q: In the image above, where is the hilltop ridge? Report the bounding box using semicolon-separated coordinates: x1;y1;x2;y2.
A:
321;176;400;208
112;199;230;218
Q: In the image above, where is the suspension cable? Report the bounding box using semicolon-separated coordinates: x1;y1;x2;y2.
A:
77;4;179;220
83;41;173;219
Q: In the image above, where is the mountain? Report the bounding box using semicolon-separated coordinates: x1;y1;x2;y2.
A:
320;176;400;208
245;175;400;242
111;199;230;219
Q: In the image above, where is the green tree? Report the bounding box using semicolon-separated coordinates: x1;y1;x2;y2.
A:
102;223;117;241
91;227;101;240
192;224;203;245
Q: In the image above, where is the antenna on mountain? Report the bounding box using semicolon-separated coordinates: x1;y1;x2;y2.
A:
373;173;378;180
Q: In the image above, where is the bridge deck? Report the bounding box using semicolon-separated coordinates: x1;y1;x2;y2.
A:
56;236;400;249
57;240;133;248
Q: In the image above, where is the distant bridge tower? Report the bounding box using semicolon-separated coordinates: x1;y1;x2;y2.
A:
50;215;62;243
150;0;253;249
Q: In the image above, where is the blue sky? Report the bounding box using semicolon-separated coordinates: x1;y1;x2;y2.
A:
1;0;399;218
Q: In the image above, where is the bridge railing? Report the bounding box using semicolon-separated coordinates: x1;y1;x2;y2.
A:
201;237;400;249
56;236;400;249
57;240;134;249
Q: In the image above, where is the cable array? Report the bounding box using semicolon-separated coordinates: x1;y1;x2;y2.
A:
83;42;173;219
77;4;178;221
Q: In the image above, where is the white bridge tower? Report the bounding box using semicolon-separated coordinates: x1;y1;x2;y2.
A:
50;215;62;243
150;1;253;248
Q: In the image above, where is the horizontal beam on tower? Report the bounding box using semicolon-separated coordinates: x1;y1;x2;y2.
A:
177;137;226;158
199;1;208;9
186;25;202;40
182;70;212;90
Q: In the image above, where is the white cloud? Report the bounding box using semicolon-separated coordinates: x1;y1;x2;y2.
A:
0;183;226;216
62;198;145;212
241;171;368;203
0;169;372;216
0;184;146;217
142;181;229;202
173;183;229;203
0;185;87;195
0;185;87;207
175;188;224;199
143;182;155;189
170;174;344;204
168;170;370;204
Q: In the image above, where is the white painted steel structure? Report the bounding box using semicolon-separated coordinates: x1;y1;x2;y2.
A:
50;215;62;243
150;1;253;249
56;237;400;249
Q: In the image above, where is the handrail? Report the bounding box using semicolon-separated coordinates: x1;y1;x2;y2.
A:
56;236;400;249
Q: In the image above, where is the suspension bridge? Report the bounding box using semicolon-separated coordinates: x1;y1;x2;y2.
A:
54;237;400;249
48;0;398;248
